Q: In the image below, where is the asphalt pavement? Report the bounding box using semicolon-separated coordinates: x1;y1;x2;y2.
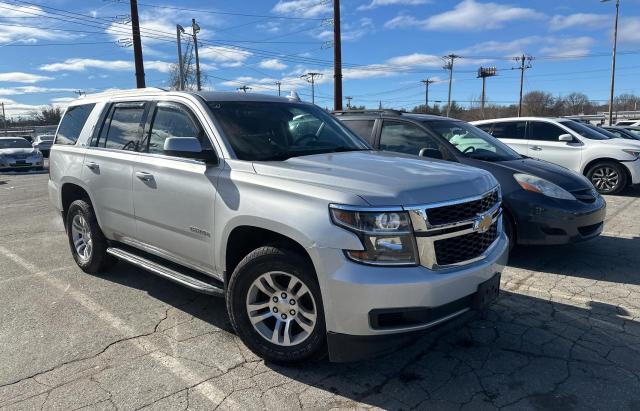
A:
0;171;639;410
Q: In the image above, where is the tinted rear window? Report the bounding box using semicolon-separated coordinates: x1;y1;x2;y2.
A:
490;121;527;140
341;119;375;143
55;104;96;145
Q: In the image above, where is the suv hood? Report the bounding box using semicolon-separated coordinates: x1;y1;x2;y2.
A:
252;151;497;206
0;148;38;156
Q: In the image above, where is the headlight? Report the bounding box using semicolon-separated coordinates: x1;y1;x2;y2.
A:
329;206;418;266
622;149;640;159
513;173;575;200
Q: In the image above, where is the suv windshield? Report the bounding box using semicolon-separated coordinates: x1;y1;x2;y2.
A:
207;101;370;161
423;120;521;162
0;138;32;149
560;120;610;140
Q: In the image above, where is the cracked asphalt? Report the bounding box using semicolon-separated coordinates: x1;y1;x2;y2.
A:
1;172;639;410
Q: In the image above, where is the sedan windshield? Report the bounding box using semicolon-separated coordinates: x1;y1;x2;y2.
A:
207;101;370;161
423;120;521;162
560;121;610;140
0;138;32;149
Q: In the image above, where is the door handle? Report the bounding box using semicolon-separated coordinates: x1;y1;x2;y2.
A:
85;161;99;170
530;146;542;151
135;171;154;182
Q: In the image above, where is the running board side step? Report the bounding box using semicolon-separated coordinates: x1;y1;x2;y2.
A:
107;247;224;296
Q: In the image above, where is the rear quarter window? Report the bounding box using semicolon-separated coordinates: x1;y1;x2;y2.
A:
340;119;375;143
55;104;96;145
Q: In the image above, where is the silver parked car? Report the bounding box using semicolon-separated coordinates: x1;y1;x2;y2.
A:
49;89;508;363
33;134;55;157
0;137;44;171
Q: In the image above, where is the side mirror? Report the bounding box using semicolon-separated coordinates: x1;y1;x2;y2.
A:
163;137;218;164
419;147;443;159
558;134;573;142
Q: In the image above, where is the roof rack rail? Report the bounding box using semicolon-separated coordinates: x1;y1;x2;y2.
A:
332;109;405;116
83;87;168;99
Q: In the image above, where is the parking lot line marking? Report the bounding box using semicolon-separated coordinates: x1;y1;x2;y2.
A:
0;245;234;408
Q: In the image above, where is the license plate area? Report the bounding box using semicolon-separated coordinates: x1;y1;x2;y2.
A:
472;273;501;309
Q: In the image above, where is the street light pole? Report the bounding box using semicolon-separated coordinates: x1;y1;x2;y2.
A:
176;25;185;91
603;0;620;126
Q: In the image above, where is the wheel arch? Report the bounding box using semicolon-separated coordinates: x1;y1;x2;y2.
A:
582;158;631;187
60;181;99;228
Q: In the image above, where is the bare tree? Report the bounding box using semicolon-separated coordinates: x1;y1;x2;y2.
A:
522;91;556;116
30;106;63;125
614;93;640;112
562;92;591;115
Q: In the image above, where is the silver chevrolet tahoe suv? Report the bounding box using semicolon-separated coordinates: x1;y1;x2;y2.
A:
49;88;508;363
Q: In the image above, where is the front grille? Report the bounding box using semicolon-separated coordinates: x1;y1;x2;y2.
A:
571;188;597;203
426;190;499;226
433;222;498;266
12;154;29;160
578;222;603;237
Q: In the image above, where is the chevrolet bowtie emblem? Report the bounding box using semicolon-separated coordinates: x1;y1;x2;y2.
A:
475;213;493;233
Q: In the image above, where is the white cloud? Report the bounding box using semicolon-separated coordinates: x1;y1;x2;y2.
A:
0;1;73;44
619;17;640;44
0;72;53;84
272;0;332;18
453;36;595;60
199;46;253;67
39;59;172;73
0;97;48;118
454;37;541;57
358;0;429;11
258;59;288;70
386;53;442;68
315;17;375;41
0;86;76;96
549;13;610;31
539;36;595;59
385;0;544;31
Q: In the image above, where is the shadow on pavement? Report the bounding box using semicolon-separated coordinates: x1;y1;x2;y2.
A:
97;259;640;410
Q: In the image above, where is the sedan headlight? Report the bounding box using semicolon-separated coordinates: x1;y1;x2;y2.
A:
622;149;640;159
513;173;575;200
329;206;418;266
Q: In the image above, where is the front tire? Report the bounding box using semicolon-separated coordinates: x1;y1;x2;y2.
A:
226;246;326;363
66;199;115;274
587;161;627;195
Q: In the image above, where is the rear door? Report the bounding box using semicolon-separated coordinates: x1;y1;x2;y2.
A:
82;101;148;241
487;121;528;155
527;120;583;171
132;100;221;273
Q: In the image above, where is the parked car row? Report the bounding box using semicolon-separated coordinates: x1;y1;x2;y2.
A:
48;89;633;365
0;137;44;172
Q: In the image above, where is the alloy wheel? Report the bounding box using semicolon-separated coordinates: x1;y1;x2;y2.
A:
591;167;619;193
71;214;92;261
245;271;317;346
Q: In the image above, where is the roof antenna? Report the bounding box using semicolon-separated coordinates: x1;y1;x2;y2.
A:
287;90;301;102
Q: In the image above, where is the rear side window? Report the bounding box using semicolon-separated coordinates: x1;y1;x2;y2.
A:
55;104;96;145
490;122;527;140
475;123;493;133
341;119;375;143
95;103;146;151
528;121;567;142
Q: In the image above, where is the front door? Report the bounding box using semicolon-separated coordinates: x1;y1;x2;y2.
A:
82;102;148;242
527;121;583;172
132;101;221;274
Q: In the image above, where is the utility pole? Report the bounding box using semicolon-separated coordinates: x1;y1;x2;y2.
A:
275;81;282;96
421;79;436;113
301;72;322;104
333;0;343;111
129;0;145;88
345;96;352;109
443;54;460;117
477;67;497;119
1;102;7;136
602;0;620;125
176;25;185;91
192;19;202;91
514;54;533;117
237;85;252;93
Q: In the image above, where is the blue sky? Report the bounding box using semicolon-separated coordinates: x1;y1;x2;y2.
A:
1;0;640;116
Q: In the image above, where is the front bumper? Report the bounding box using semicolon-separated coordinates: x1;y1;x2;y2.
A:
0;159;43;171
311;232;508;361
622;158;640;185
506;191;606;245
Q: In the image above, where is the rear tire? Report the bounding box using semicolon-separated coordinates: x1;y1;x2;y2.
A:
587;161;627;195
66;199;115;274
226;246;326;364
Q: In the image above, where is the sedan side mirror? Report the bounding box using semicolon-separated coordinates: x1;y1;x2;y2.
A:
164;137;218;164
558;134;573;142
419;147;443;159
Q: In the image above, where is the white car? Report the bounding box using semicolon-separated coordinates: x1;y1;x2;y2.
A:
472;117;640;194
615;119;640;127
33;134;55;157
0;137;44;171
